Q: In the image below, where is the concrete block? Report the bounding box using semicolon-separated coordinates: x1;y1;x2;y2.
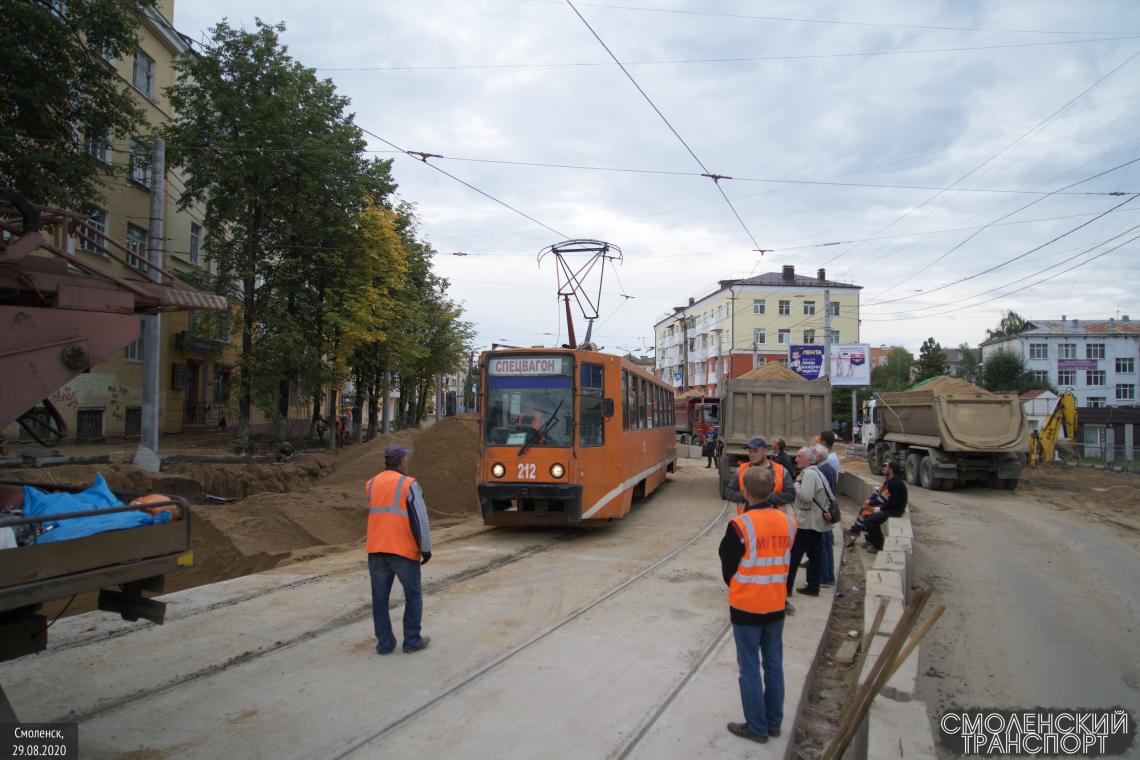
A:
885;515;913;539
873;550;912;590
867;696;937;758
835;639;860;664
883;535;913;558
860;632;918;700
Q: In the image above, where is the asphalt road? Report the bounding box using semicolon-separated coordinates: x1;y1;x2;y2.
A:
911;482;1140;752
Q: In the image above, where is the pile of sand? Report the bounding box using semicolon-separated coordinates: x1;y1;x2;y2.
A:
738;363;812;381
908;376;994;397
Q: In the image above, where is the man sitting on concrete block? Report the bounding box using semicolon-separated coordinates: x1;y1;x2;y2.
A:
848;459;907;553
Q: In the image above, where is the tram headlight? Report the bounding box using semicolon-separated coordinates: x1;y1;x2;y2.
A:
491;463;506;478
550;463;565;479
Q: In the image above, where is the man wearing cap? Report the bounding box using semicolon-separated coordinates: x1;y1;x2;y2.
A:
365;444;433;655
723;437;794;516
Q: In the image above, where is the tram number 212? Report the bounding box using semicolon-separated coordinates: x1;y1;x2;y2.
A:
517;463;537;480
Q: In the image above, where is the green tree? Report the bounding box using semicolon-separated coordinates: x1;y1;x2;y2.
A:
985;310;1028;341
956;343;980;383
981;350;1050;393
164;20;395;449
871;347;914;392
913;337;948;381
2;0;151;208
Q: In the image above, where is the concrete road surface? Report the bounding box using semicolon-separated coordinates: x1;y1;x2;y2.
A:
1;465;840;759
911;483;1140;755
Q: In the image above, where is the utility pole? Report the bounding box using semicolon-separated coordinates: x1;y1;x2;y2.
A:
823;287;832;380
135;138;165;473
729;285;737;380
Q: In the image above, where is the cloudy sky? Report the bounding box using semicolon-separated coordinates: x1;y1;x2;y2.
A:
173;0;1140;356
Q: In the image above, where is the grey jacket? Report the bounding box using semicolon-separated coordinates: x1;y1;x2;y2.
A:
792;465;831;532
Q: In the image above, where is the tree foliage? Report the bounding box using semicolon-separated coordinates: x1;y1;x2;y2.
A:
870;347;915;393
981;350;1050;394
2;0;150;208
955;343;980;383
164;20;396;447
912;337;948;382
985;310;1028;341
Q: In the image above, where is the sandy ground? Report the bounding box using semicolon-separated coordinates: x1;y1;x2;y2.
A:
911;473;1140;759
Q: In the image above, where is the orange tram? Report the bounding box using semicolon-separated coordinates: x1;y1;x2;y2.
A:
477;347;677;526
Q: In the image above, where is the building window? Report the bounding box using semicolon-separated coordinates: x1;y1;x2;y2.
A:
132;49;155;98
124;319;145;362
1031;370;1049;384
752;299;765;315
85;131;111;164
1086;370;1105;386
1086;343;1105;359
1029;343;1048;359
778;300;790;316
189;223;202;266
1117;384;1136;400
830;302;840;316
129;139;150;187
78;209;107;254
1087;397;1106;408
1116;357;1135;373
778;329;791;345
803;300;816;316
126;223;147;272
1059;343;1076;359
803;329;815;343
752;328;765;345
1057;369;1075;386
830;330;840;343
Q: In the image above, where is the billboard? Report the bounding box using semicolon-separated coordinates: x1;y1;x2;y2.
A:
831;343;871;386
788;344;825;380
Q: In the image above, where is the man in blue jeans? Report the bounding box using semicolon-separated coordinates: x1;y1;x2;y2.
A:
365;444;433;655
719;466;796;743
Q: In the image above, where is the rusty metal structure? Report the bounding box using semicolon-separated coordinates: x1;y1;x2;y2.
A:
0;194;225;713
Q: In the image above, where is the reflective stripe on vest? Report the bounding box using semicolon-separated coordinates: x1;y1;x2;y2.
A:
365;471;420;560
735;461;786;516
728;509;796;614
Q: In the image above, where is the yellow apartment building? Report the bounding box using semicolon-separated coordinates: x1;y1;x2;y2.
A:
654;265;862;396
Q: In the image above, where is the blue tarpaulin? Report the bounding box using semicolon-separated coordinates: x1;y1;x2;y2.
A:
22;474;169;544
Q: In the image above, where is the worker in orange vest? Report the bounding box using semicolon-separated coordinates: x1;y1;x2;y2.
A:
723;437;793;515
365;444;432;655
719;465;797;744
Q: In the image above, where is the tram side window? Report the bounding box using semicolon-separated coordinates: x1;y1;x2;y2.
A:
624;369;633;430
580;363;604;446
639;378;648;429
668;391;675;425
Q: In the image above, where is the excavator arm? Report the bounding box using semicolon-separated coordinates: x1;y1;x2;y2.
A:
1030;392;1078;466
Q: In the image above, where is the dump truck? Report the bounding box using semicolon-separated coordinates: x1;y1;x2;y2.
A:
673;393;719;446
716;374;831;498
863;384;1030;490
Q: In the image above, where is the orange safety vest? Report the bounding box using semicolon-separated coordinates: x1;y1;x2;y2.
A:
735;461;786;516
364;470;421;561
728;508;797;615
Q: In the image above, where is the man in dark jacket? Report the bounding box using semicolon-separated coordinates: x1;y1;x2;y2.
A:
859;459;907;552
769;438;797;479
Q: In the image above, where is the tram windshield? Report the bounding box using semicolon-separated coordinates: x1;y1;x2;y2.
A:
484;355;574;447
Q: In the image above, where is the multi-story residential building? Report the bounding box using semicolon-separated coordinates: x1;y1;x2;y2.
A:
980;316;1140;408
3;1;256;445
654;266;861;395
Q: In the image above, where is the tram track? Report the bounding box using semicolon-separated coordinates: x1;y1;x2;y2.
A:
46;525;503;654
323;500;731;760
60;528;584;724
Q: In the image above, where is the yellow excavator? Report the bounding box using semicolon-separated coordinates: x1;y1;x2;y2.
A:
1029;391;1078;466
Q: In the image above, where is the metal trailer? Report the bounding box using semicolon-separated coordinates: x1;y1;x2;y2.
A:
716;377;831;498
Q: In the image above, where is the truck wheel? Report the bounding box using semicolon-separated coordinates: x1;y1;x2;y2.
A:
905;453;922;485
867;446;881;474
919;456;938;490
937;478;955;491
